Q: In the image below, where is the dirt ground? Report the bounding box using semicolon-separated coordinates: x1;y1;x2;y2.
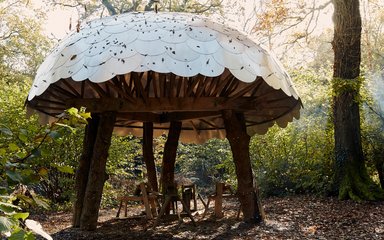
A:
32;195;384;239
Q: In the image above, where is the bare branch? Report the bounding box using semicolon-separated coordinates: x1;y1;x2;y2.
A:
50;1;82;8
191;0;223;14
0;0;23;13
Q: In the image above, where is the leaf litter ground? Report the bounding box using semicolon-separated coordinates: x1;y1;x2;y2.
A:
32;195;384;239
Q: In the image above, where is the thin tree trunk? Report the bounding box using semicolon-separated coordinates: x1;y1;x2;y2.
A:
160;121;182;194
80;112;116;230
374;147;384;189
72;114;99;228
222;110;263;223
102;0;117;15
143;122;158;192
332;0;383;200
377;160;384;189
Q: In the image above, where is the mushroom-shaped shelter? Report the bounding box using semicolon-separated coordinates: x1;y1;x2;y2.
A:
26;12;301;230
27;11;300;143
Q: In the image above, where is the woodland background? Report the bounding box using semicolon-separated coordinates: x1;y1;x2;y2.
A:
0;0;384;238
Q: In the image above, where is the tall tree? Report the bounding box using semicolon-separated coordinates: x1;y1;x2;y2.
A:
331;0;383;200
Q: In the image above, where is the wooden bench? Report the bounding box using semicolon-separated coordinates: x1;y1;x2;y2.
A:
116;182;160;219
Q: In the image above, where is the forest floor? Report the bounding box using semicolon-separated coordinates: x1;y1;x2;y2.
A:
32;195;384;240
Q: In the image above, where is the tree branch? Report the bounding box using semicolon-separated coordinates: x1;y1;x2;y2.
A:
101;0;117;15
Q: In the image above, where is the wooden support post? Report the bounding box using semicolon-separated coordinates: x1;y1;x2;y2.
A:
214;182;224;218
72;114;99;228
222;110;263;223
143;122;158;192
160;121;182;193
80;112;116;230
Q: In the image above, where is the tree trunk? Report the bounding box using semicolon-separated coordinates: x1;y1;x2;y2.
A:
332;0;383;200
160;121;182;194
143;122;158;192
373;146;384;189
376;158;384;189
72;114;99;228
80;112;116;230
222;110;263;223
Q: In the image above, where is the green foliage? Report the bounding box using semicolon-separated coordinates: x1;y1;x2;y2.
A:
101;136;143;207
0;1;51;76
177;139;233;191
248;70;334;196
0;87;89;238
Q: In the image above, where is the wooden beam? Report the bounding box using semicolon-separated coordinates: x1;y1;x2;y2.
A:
212;74;234;97
105;80;135;103
81;81;85;98
31;105;66;111
50;84;78;98
132;72;147;103
31;97;66;106
117;111;221;122
89;82;109;98
65;97;259;112
185;75;201;97
62;79;81;97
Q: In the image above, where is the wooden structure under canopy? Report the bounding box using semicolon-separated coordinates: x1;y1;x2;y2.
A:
26;12;302;230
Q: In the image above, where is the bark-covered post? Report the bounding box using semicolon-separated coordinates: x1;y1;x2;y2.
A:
80;112;116;230
222;110;263;223
72;114;100;227
143;122;158;192
160;121;182;193
332;0;383;200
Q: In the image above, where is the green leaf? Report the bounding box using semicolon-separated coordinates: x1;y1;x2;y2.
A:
51;163;74;174
11;212;29;221
16;195;34;206
54;123;76;133
66;107;78;116
30;194;49;210
25;231;36;240
0;201;21;212
0;187;7;195
48;131;61;140
0;127;13;136
0;216;13;233
29;148;41;158
16;152;27;159
8;143;19;152
6;170;23;183
0;148;6;156
79;112;91;120
9;229;34;240
18;133;28;143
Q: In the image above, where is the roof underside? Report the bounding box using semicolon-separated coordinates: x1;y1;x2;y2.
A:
28;69;300;143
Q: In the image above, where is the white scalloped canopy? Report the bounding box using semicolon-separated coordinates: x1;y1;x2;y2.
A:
27;12;301;143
